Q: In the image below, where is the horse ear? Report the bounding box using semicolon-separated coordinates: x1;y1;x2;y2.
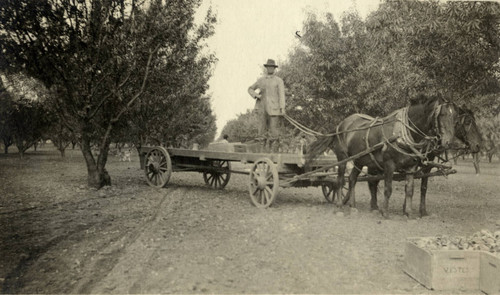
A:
425;95;439;109
461;104;471;112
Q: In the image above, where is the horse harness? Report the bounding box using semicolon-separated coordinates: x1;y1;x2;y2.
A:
360;104;445;171
285;102;452;171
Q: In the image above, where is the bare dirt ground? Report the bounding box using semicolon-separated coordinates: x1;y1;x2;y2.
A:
0;146;499;294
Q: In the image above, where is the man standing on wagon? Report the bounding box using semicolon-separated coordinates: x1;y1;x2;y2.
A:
247;58;286;152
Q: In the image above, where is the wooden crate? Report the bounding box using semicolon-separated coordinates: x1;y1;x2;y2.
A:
404;238;481;291
480;252;500;295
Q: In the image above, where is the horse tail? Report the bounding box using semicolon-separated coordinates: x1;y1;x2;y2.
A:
306;134;336;165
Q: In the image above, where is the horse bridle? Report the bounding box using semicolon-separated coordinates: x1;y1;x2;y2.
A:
457;111;476;135
433;102;459;144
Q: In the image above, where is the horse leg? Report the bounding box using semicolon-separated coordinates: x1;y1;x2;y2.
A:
419;166;431;217
381;161;395;218
403;169;416;219
367;167;379;211
368;180;379;211
336;163;346;208
347;164;362;208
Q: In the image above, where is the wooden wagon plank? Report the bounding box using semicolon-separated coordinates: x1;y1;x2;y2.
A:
166;148;336;166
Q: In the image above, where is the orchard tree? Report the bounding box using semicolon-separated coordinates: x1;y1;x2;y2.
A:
366;0;500;108
49;119;75;158
220;110;260;143
279;10;373;131
8;98;50;158
0;79;14;154
280;0;500;135
477;114;500;162
219;108;312;153
0;0;216;188
125;31;218;152
0;73;51;157
0;78;14;153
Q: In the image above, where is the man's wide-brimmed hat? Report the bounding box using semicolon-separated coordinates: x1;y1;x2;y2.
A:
264;59;278;68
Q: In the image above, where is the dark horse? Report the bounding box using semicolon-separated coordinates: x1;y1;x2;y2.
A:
307;97;464;218
405;106;482;216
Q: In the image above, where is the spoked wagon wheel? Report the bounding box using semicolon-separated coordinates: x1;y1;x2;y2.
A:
144;147;172;188
249;158;279;208
203;160;231;189
321;183;349;204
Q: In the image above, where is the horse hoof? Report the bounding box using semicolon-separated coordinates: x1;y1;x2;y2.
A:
349;207;359;215
380;210;390;219
405;214;417;220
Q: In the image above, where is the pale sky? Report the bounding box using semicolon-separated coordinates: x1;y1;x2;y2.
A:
195;0;381;136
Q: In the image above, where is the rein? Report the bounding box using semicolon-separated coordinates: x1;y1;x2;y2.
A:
283;113;398;137
286;102;449;166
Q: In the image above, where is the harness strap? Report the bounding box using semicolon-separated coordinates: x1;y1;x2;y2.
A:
366;117;385;171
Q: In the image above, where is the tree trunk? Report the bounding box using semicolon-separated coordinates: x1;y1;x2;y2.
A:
3;144;7;154
81;135;111;189
136;145;145;169
15;138;26;159
472;152;480;174
56;140;67;158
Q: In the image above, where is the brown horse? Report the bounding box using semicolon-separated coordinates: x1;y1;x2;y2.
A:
307;97;463;218
344;104;480;217
413;106;482;216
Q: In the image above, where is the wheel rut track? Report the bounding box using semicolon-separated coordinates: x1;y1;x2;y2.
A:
0;224;88;293
0;187;181;293
72;187;184;293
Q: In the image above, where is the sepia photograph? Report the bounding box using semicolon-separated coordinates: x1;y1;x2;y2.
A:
0;0;499;293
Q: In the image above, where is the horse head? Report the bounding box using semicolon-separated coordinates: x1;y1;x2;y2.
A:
430;99;466;150
456;106;482;153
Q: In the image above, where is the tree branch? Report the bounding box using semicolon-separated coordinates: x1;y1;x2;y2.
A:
99;44;159;160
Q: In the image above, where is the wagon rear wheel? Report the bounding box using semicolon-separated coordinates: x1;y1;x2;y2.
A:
144;147;172;188
249;158;279;208
203;160;231;189
321;183;349;204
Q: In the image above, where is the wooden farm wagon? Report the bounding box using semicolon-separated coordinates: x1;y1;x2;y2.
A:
139;140;455;208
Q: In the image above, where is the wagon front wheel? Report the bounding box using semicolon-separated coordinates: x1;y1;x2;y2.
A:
249;158;279;208
203;160;231;189
144;147;172;188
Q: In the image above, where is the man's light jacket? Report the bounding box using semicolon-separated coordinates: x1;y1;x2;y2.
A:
248;75;285;116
